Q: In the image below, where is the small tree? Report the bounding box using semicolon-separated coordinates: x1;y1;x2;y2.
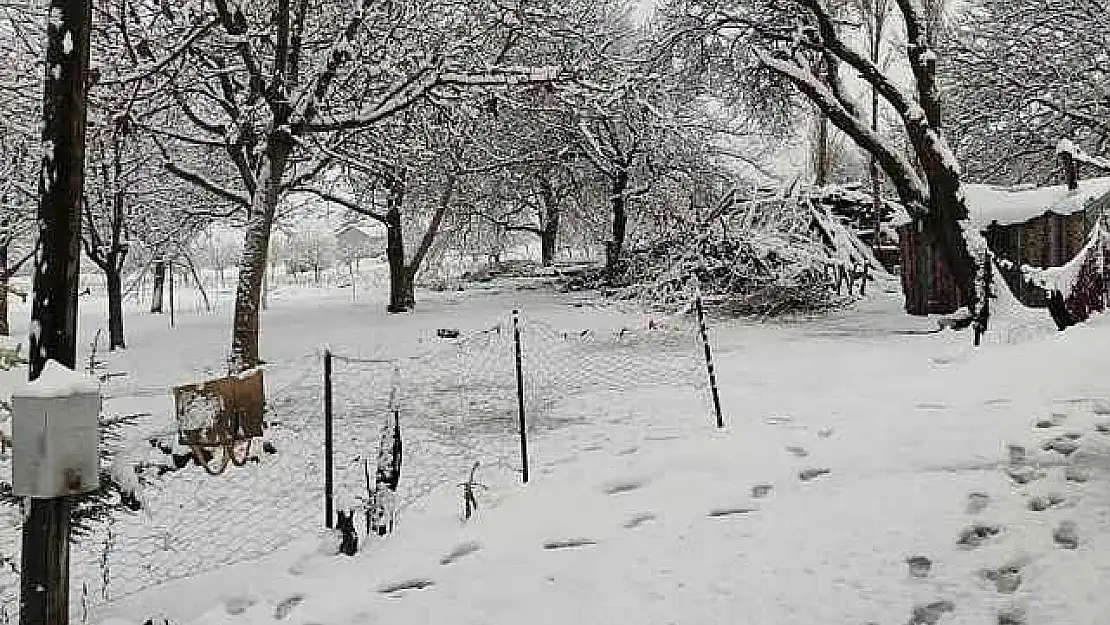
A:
82;117;138;350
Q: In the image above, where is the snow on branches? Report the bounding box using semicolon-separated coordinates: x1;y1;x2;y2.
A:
605;189;881;317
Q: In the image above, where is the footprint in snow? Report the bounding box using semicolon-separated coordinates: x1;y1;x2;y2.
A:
543;538;597;550
274;595;305;620
439;541;483;565
979;562;1024;594
909;600;955;625
1005;466;1042;485
1028;493;1066;511
967;492;990;514
998;605;1026;625
751;484;773;498
224;596;256;616
785;446;808;458
1065;466;1090;483
707;507;756;518
906;555;932;579
1042;435;1081;456
624;513;655;529
798;468;831;482
602;479;646;495
957;523;1001;548
1035;413;1068;428
378;579;435;594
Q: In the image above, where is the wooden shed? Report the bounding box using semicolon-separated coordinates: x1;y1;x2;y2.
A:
897;178;1110;315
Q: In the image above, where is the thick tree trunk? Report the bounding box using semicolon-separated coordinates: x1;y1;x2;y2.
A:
229;136;291;372
606;171;629;274
538;176;560;267
926;182;978;315
106;266;125;350
389;267;416;315
383;179;415;313
150;259;166;314
541;222;558;267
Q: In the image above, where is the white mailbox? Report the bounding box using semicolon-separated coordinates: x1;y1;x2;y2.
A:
11;360;101;498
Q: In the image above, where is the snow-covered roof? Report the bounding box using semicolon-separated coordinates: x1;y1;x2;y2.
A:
965;177;1110;229
889;178;1110;230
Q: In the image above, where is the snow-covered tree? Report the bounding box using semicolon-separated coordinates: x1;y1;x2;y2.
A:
0;135;36;337
950;0;1110;184
661;0;991;331
106;0;583;368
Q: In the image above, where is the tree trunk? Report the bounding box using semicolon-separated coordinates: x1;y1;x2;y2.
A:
926;184;978;314
106;265;125;350
384;184;415;313
606;171;629;274
0;275;9;338
538;175;560;267
150;259;165;314
541;222;558;267
815;112;830;186
229;135;291;372
0;244;9;337
390;267;416;315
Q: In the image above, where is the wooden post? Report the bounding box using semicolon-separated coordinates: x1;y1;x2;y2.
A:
22;0;92;621
695;292;725;428
324;349;334;528
512;310;529;483
1060;149;1079;191
168;259;175;328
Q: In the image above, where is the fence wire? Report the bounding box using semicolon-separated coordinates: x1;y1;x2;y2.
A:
0;307;712;621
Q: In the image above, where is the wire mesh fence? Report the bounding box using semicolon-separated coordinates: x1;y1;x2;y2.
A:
0;304;715;620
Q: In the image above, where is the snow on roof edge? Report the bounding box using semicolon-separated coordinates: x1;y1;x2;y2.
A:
966;177;1110;229
890;177;1110;230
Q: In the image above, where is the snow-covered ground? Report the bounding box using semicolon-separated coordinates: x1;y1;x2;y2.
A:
5;268;1110;625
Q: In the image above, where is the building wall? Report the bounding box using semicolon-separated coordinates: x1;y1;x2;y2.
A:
984;211;1089;307
902;209;1093;314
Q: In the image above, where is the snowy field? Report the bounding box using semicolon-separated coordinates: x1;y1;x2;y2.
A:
4;268;1110;625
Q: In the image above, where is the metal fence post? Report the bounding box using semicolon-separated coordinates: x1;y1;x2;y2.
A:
695;292;725;428
513;310;529;483
324;349;334;528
